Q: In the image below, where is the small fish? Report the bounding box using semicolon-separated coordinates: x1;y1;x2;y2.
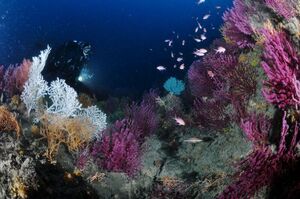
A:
202;96;208;101
195;27;199;33
157;66;166;71
168;40;173;47
194;38;202;42
179;52;183;56
199;48;208;53
177;57;183;62
197;0;205;4
183;137;203;143
203;14;210;20
203;28;207;33
207;70;215;78
174;117;185;126
197;22;202;29
216;6;221;9
194;48;207;57
171;52;174;58
215;46;226;53
200;34;206;41
182;40;185;46
194;52;205;57
179;63;185;70
176;34;179;39
173;64;177;68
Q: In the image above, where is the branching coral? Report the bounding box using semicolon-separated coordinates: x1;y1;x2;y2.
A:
21;46;107;142
193;98;229;130
0;106;20;137
260;29;300;109
91;120;141;177
188;61;217;98
222;0;255;48
40;114;94;161
87;90;158;176
21;46;50;115
240;112;270;145
125;91;158;143
3;59;32;98
219;112;299;198
46;78;82;117
265;0;295;20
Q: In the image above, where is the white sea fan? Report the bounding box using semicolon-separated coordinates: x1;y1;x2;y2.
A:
21;46;51;115
76;105;107;139
21;46;107;136
46;78;82;117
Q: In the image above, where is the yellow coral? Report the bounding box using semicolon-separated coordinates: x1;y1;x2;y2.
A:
11;177;27;199
238;54;248;64
40;114;94;162
0;106;21;137
30;125;40;135
10;95;21;108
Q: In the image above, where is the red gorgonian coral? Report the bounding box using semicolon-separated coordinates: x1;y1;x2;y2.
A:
1;59;32;97
260;29;300;109
91;120;141;177
265;0;295;20
222;0;255;48
219;112;299;198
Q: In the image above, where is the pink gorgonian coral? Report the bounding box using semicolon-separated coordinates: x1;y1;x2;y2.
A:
125;90;159;143
1;59;32;97
265;0;295;20
91;120;141;177
222;0;255;48
188;60;217;98
193;98;229;130
261;29;300;109
0;66;4;93
219;112;299;198
240;113;270;145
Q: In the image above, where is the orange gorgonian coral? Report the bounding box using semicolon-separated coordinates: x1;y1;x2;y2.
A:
0;106;20;137
40;114;94;161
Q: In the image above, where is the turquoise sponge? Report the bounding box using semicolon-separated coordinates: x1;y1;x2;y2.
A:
163;77;185;95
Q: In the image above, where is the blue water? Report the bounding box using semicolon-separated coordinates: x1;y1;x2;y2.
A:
0;0;232;98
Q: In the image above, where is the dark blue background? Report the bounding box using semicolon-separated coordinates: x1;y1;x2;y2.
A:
0;0;232;98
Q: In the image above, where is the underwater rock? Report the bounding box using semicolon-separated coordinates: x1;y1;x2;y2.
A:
176;125;253;198
29;162;98;199
0;133;38;199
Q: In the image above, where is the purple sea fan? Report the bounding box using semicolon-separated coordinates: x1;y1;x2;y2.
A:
3;59;32;97
188;60;217;98
125;90;159;143
222;0;255;48
265;0;295;20
219;112;299;198
193;98;229;130
91;120;141;177
241;113;270;145
261;29;300;109
0;65;4;93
